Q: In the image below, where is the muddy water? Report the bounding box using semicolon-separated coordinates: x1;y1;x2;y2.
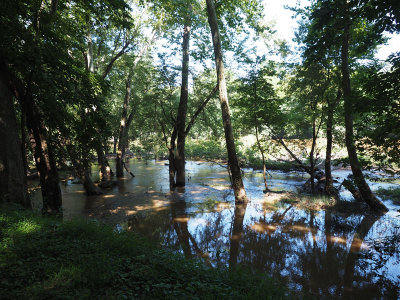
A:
31;160;400;299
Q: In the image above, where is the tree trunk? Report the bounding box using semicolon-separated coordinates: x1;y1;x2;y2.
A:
325;89;341;194
116;74;132;177
96;141;113;181
25;95;62;214
255;126;269;192
310;120;316;194
206;0;247;203
113;136;117;154
341;18;387;212
169;128;178;190
175;9;192;187
64;138;102;195
0;76;30;207
20;108;29;177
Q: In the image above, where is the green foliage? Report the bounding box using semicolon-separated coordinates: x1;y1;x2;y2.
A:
0;204;287;299
376;187;400;203
186;140;226;160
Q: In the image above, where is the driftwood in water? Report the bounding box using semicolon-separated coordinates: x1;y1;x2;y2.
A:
123;161;135;177
342;179;362;201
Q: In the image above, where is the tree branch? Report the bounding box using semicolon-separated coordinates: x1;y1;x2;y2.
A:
185;84;218;136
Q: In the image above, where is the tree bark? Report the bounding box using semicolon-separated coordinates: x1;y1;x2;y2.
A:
255;126;269;192
341;16;387;212
325;89;341;194
175;8;192;187
310;119;316;193
206;0;247;203
25;94;62;214
96;141;113;181
0;76;30;207
116;73;132;177
169;127;178;190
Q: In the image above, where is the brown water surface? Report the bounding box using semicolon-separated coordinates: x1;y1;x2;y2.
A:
31;159;400;299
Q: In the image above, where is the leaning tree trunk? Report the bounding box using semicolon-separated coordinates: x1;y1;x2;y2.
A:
0;75;30;207
175;7;192;187
206;0;247;203
310;119;316;194
341;19;387;212
116;74;132;177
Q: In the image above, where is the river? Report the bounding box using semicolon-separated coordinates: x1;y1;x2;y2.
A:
31;159;400;299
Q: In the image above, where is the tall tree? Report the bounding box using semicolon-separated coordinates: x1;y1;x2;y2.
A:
206;0;246;203
304;0;388;211
0;69;30;207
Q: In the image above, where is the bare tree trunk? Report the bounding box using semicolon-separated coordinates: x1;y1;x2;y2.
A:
310;120;316;193
255;126;269;192
169;128;178;190
116;74;132;177
341;18;387;212
325;89;341;194
0;76;30;207
20;106;29;177
206;0;247;203
175;8;192;187
96;142;113;181
113;136;117;154
25;95;62;214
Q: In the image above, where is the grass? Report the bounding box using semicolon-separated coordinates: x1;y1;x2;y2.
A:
376;187;400;202
275;193;336;211
0;204;287;299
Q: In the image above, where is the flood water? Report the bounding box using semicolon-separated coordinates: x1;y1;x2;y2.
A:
31;159;400;299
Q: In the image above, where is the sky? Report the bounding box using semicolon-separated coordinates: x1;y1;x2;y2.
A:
262;0;400;61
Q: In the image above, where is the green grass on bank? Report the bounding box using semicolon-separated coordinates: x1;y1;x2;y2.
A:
0;204;287;299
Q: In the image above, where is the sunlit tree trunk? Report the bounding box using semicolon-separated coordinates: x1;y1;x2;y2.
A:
341;14;387;212
175;7;192;187
206;0;247;203
0;76;30;207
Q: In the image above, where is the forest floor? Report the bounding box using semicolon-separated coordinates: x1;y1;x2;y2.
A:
0;204;288;299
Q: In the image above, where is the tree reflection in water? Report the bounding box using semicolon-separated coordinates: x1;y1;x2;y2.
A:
125;197;400;299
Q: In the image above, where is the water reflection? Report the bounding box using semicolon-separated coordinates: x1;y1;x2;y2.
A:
30;159;400;298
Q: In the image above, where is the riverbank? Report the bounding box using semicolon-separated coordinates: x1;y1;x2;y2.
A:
0;204;287;299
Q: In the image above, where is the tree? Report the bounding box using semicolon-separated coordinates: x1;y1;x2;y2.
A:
305;0;388;211
206;0;246;203
0;67;30;207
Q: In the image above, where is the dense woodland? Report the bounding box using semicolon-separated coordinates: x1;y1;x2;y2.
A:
1;0;399;214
